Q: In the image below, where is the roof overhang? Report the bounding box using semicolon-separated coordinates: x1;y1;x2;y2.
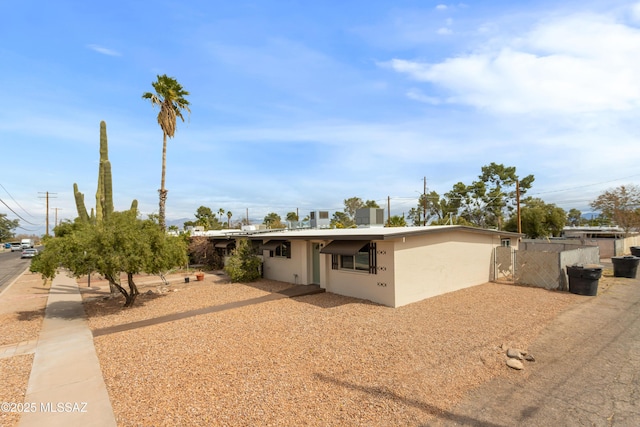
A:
261;240;286;251
214;241;235;248
320;240;369;256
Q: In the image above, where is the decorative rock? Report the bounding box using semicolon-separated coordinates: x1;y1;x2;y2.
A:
507;358;524;370
524;353;536;362
506;348;523;360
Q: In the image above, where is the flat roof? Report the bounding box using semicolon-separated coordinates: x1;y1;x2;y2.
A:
226;225;522;241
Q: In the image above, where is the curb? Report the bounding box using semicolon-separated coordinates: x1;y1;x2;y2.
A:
0;266;32;299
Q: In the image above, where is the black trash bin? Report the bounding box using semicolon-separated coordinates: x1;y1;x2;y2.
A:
612;256;640;278
566;265;603;296
630;246;640;257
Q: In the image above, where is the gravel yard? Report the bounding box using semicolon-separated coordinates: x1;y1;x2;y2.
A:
0;272;48;427
79;273;583;426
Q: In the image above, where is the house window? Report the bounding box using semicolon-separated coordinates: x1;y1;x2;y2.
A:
340;250;370;271
262;240;292;259
501;238;511;247
274;241;291;258
326;242;377;274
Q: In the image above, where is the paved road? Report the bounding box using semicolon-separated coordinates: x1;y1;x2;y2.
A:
430;275;640;426
0;249;32;291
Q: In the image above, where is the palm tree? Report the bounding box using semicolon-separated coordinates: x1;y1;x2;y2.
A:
218;208;225;223
227;211;232;229
142;74;190;229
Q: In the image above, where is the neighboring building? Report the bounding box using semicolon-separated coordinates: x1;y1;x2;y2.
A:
561;226;635;258
309;211;330;229
562;226;625;240
235;225;520;308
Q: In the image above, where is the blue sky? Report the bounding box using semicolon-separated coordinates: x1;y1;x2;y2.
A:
3;0;640;234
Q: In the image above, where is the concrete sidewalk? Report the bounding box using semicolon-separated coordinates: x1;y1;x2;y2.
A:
19;273;116;427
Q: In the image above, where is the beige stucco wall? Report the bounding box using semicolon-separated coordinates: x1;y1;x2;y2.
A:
322;240;395;307
392;231;500;307
261;240;310;285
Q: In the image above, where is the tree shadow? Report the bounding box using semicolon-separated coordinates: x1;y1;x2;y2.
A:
16;308;46;321
83;291;167;318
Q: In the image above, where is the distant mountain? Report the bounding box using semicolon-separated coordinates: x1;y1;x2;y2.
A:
166;218;193;229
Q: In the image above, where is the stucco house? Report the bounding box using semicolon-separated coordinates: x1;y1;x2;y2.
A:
236;225;521;308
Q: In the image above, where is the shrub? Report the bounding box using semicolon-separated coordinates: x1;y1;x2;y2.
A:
224;238;261;282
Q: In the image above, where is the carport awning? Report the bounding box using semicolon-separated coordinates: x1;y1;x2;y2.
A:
214;241;235;248
320;240;368;256
261;240;286;251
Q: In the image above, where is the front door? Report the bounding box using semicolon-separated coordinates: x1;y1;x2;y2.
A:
312;243;321;284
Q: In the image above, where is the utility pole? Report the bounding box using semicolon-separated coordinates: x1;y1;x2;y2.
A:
53;208;63;228
38;192;57;236
516;180;521;234
423;177;427;226
387;196;391;226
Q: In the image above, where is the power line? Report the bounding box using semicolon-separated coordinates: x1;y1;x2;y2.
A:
0;197;39;226
0;183;36;218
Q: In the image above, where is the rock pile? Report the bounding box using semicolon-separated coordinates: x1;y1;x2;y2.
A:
503;345;535;370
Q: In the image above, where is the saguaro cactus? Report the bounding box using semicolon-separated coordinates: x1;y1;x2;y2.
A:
95;121;113;222
73;183;90;223
73;121;136;223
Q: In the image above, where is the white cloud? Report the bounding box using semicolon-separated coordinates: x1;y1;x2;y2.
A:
437;27;452;35
435;4;448;11
387;10;640;115
406;88;441;105
630;2;640;22
87;44;121;56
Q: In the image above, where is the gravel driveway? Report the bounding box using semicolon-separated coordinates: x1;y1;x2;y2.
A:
78;272;583;426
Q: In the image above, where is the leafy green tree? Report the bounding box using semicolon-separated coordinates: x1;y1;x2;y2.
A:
142;74;191;229
566;209;584;226
330;211;354;228
31;211;187;307
408;191;462;226
504;198;566;238
286;212;299;222
475;163;534;229
441;181;487;227
407;195;427;226
263;212;283;229
386;215;407;227
224;238;261;282
590;185;640;235
195;206;218;230
0;213;19;242
31;219;94;282
442;164;534;229
343;197;364;220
